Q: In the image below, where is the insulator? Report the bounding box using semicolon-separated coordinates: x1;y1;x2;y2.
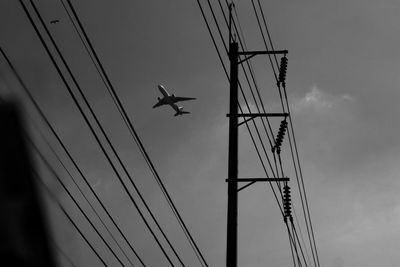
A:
279;56;288;84
276;143;282;149
278;128;286;137
279;120;288;132
274;120;288;153
283;185;292;217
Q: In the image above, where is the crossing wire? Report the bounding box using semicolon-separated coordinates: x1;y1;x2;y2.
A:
34;122;135;267
249;1;320;266
53;242;77;267
0;46;146;267
30;139;126;267
232;3;276;148
217;0;279;177
211;0;291;210
27;1;186;266
217;1;291;208
58;0;209;265
252;3;320;265
19;1;176;265
27;1;184;265
33;171;107;266
202;0;290;214
194;0;282;206
197;0;312;264
196;0;291;215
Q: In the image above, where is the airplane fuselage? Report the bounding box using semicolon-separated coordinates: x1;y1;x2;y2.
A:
157;85;180;112
158;85;170;98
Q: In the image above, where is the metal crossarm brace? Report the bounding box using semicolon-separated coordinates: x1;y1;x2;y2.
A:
238;50;288;64
226;177;289;192
238;117;256;126
225;177;289;182
229;177;289;192
227;113;289;126
234;113;289;126
227;113;289;118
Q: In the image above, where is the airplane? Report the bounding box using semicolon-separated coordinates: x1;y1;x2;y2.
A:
153;84;196;116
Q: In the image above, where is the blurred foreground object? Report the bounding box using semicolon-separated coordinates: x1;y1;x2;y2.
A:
0;101;56;266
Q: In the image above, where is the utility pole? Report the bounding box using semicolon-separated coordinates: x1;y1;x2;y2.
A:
226;28;239;267
225;4;289;267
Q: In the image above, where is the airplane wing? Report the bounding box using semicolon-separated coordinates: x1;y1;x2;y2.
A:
153;98;168;108
172;96;196;103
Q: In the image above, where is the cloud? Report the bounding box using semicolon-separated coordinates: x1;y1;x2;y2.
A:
287;86;400;267
289;86;360;173
291;85;354;114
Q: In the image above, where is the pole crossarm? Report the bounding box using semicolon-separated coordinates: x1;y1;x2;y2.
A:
226;177;289;183
237;50;288;64
227;112;289;118
229;178;289;192
235;112;289;126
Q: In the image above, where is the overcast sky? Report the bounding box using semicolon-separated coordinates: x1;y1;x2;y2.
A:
1;0;400;266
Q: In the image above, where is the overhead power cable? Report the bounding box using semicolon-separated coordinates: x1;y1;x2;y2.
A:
205;0;289;210
195;0;287;215
29;139;126;267
250;1;321;264
34;122;135;267
53;241;77;267
26;1;182;264
194;0;283;211
195;10;306;266
59;0;209;265
19;1;176;265
245;2;320;265
0;46;145;267
33;170;107;266
197;1;314;264
27;0;183;264
216;0;279;176
282;82;320;267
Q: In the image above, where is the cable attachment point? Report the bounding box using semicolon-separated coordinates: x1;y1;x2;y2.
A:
283;185;292;220
273;119;288;154
278;56;288;87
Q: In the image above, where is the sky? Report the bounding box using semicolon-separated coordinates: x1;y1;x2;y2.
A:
1;0;400;266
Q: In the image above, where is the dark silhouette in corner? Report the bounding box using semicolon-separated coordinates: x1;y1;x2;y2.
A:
0;100;56;266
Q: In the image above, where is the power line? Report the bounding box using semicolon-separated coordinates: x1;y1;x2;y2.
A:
283;83;320;267
34;122;135;267
29;0;183;262
248;2;320;265
34;171;107;267
30;139;126;267
0;46;146;267
53;241;77;267
19;1;176;265
203;0;290;211
58;0;209;265
197;1;317;265
196;0;289;216
251;1;320;258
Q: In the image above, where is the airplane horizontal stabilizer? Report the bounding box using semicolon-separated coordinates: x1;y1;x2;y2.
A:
174;111;190;116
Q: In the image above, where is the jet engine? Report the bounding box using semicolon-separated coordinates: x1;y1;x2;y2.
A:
157;97;161;101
